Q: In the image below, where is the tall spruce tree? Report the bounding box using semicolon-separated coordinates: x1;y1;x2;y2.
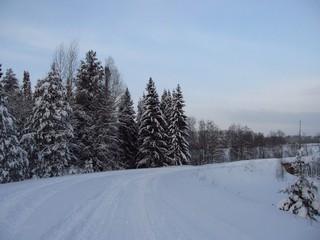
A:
28;64;73;178
0;83;28;183
136;93;146;167
137;78;169;168
93;65;119;170
1;68;23;132
118;88;137;169
74;50;104;172
136;93;146;128
21;79;45;177
22;71;32;100
20;71;34;132
168;85;190;165
160;89;171;148
160;89;172;126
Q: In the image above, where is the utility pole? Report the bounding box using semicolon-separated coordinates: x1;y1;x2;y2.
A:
299;120;302;149
297;120;304;177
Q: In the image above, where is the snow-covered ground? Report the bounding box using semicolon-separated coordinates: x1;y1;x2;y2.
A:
0;159;319;240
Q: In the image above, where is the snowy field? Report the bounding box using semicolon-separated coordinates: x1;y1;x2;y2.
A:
0;159;319;240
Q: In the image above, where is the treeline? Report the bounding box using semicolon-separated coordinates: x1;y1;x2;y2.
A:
0;48;190;183
1;43;319;184
187;119;319;165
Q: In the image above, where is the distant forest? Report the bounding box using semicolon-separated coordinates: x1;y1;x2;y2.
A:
1;42;319;183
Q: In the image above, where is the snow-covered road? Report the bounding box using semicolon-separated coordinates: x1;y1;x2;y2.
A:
1;159;319;240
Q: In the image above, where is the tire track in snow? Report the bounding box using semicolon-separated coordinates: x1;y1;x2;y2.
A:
104;171;162;240
101;167;195;240
41;168;188;240
2;162;320;240
0;166;256;240
0;178;65;217
0;176;91;240
38;171;150;240
39;179;119;239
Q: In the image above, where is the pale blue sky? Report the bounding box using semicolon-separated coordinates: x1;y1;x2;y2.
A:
1;0;320;135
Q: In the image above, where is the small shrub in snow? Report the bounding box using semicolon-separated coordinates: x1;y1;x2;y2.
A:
278;149;320;221
278;177;320;220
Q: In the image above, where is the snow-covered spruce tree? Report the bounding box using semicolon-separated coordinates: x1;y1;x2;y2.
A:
160;89;172;128
136;93;146;129
20;131;37;178
137;78;169;168
168;85;190;165
0;83;28;183
28;64;73;178
20;71;34;132
1;68;19;95
74;50;104;172
160;89;172;152
21;79;45;177
278;149;320;221
118;88;138;169
0;68;24;133
136;93;146;167
92;65;120;170
22;71;32;101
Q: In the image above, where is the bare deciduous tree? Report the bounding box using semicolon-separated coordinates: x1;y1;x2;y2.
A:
105;56;125;104
53;40;79;98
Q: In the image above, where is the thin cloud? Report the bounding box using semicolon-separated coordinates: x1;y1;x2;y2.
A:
227;109;320;135
1;23;60;51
